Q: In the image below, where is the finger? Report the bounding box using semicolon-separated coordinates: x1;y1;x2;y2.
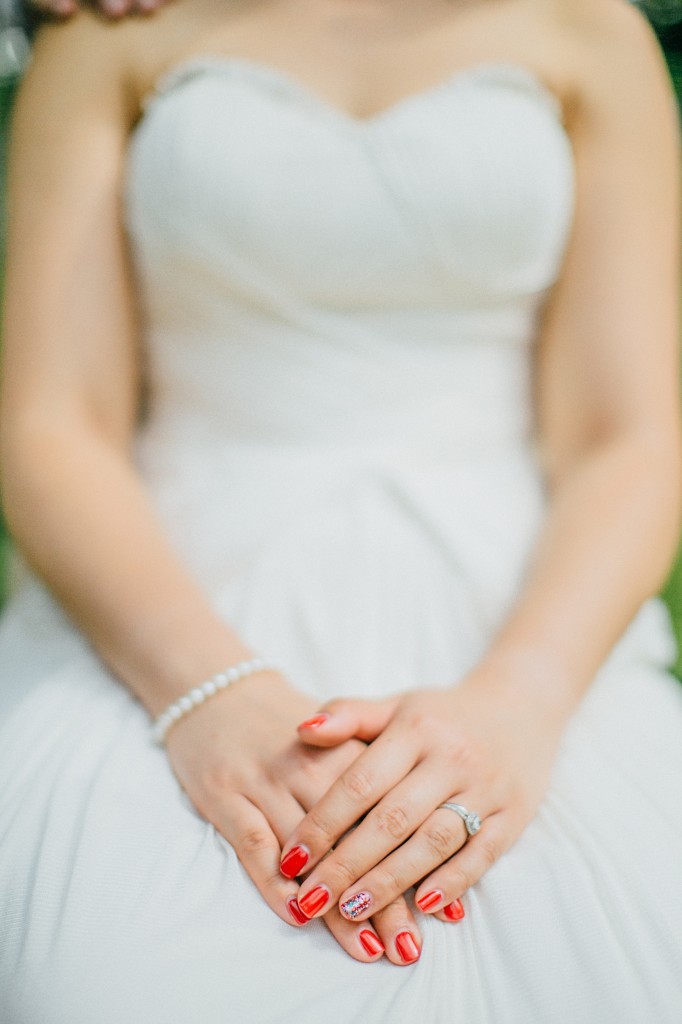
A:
370;894;423;966
251;788;308;850
30;0;77;15
320;902;387;963
292;834;388;962
97;0;134;17
232;796;387;960
280;732;418;895
285;739;368;812
291;763;457;915
335;795;493;923
134;0;164;13
221;796;308;928
416;811;513;922
297;696;399;747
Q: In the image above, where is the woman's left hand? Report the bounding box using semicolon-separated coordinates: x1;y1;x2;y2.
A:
281;664;571;924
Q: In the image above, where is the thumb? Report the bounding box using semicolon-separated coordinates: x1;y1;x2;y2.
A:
296;696;399;746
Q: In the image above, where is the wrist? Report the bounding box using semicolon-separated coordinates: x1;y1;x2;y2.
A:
150;656;286;746
455;644;583;725
117;608;263;716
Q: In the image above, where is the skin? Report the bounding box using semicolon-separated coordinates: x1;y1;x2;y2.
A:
28;0;168;19
1;0;681;968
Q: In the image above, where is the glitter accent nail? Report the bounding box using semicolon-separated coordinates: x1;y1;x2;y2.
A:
340;891;372;920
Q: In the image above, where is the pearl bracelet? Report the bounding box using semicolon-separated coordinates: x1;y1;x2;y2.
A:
150;657;280;746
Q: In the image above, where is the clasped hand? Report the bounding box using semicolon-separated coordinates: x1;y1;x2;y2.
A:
165;671;427;965
281;671;566;935
166;666;566;966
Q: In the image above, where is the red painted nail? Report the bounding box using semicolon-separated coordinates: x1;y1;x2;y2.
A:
359;930;385;956
395;931;420;964
298;885;330;918
416;889;443;912
443;899;465;922
298;714;329;729
287;898;308;925
280;845;309;879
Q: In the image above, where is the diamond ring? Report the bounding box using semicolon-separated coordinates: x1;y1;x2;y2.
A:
438;802;483;837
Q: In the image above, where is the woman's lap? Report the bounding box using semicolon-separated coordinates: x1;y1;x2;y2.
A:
1;594;682;1023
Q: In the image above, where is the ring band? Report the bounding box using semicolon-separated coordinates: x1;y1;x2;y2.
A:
439;802;482;837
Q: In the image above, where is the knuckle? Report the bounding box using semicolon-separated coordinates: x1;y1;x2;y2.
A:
376;894;409;918
402;707;432;733
444;737;477;771
445;863;472;894
191;763;238;819
331;858;360;889
306;807;337;844
478;836;501;869
378;864;406;896
423;822;457;859
261;867;289;894
375;803;410;841
341;768;374;803
286;750;321;782
237;827;272;857
321;698;346;715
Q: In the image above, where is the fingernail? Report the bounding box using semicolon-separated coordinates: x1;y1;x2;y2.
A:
103;0;126;13
287;898;308;925
416;889;444;912
340;891;372;920
298;714;329;729
395;931;421;964
443;899;465;922
298;885;330;918
359;930;385;956
280;845;309;879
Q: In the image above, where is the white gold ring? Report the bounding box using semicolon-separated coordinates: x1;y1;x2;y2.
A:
438;802;483;837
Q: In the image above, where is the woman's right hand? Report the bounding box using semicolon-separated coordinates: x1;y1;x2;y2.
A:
164;669;425;965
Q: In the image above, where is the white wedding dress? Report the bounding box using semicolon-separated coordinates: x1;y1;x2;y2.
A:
1;56;682;1023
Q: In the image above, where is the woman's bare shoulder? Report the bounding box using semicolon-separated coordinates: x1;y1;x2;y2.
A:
26;0;226;125
539;0;675;118
548;0;667;92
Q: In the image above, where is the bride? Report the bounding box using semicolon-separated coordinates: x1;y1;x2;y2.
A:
1;0;682;1020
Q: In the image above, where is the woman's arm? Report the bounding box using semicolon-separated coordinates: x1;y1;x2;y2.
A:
277;0;682;924
467;0;682;713
0;14;425;963
1;17;260;714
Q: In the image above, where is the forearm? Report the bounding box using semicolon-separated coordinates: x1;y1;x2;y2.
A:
476;431;682;716
2;424;258;715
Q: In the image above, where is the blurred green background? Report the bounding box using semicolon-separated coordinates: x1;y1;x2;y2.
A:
1;6;682;675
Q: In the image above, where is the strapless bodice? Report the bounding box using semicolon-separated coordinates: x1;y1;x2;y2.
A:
118;54;651;671
124;57;575;457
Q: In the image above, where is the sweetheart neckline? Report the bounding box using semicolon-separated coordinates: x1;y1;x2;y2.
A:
140;53;566;130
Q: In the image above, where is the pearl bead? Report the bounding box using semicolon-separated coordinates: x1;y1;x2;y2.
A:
150;658;280;745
